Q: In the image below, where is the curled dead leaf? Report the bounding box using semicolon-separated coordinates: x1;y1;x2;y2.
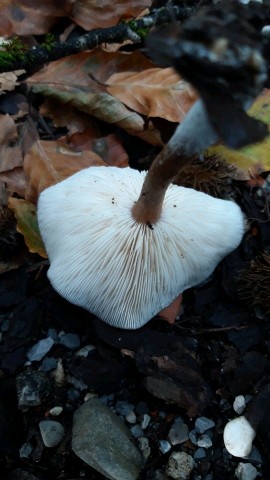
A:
8;197;47;258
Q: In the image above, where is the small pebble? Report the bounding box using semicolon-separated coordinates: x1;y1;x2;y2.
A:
27;337;54;362
19;442;33;458
60;333;80;350
189;429;198;445
39;356;58;372
245;446;262;464
138;437;151;459
194;448;206;460
125;410;137;424
47;328;59;341
195;416;215;434
16;370;51;407
141;413;151;429
67;375;87;391
67;388;81;401
49;406;63;416
115;400;135;417
76;345;96;357
84;392;98;402
159;440;171;454
166;451;195;480
39;420;65;447
197;434;213;448
233;395;246;415
130;424;144;438
168;422;189;445
99;393;115;405
235;462;258;480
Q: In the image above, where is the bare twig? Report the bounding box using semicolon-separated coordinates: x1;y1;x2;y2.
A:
0;5;194;74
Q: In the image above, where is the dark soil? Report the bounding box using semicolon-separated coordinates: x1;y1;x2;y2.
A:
1;171;270;480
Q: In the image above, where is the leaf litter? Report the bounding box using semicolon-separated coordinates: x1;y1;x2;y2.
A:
0;1;270;479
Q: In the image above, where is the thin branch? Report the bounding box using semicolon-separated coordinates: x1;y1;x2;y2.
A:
0;5;194;74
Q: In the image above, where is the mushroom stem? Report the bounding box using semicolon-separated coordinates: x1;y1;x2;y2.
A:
132;99;218;224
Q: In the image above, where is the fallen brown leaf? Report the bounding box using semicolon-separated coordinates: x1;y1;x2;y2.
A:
23;138;106;203
107;68;197;122
0;114;23;172
70;0;151;30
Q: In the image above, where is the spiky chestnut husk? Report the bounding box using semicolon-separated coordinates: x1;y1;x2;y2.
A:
238;252;270;312
174;154;238;198
0;206;17;256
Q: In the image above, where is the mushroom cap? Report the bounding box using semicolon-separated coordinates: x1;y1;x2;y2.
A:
223;416;256;457
37;166;244;329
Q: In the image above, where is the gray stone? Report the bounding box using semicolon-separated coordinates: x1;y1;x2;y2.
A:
60;333;80;350
72;397;143;480
39;356;57;372
189;429;198;445
16;370;51;407
168;422;189;445
138;437;151;459
159;440;171;454
166;451;195;480
245;446;262;464
195;416;215;434
194;448;206;460
235;462;258;480
19;442;33;458
27;337;54;362
130;424;144;438
39;420;65;447
197;434;213;448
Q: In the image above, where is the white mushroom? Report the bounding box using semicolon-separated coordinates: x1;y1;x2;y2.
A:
38;100;244;329
223;415;256;457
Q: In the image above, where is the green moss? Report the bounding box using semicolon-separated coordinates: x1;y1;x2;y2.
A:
0;36;28;68
41;33;56;52
127;20;150;39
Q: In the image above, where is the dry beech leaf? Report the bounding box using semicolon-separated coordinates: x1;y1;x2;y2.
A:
159;294;183;325
8;197;47;258
23;139;106;203
0;167;28;198
0;114;23;172
70;0;151;30
0;0;73;35
28;51;163;146
0;70;25;93
40;100;94;135
68;130;129;167
107;68;197;122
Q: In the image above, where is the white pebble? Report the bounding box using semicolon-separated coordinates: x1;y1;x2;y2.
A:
125;410;137;424
223;416;256;457
49;406;63;416
233;395;246;415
